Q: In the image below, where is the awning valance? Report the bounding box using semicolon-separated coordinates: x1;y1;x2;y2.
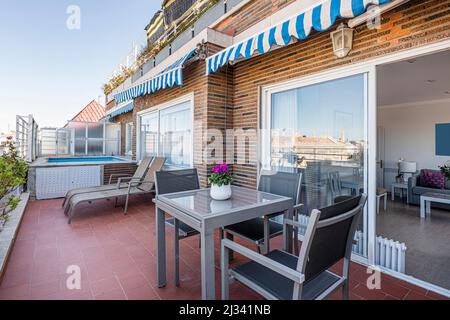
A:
107;100;134;119
206;0;392;75
114;48;197;104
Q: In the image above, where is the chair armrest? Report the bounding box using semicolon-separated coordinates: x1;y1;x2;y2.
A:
109;174;132;185
118;177;142;189
127;180;155;193
222;239;305;284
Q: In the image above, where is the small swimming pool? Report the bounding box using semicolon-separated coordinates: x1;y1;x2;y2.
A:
47;157;125;163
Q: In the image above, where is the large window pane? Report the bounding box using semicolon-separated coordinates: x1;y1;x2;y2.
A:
139;101;193;168
270;74;367;256
160;102;192;168
125;123;134;155
140;113;159;158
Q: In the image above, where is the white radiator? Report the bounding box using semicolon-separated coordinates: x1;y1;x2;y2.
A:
375;236;407;274
353;231;407;274
36;166;102;200
298;217;408;274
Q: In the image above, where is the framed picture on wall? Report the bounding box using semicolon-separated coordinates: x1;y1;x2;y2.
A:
436;123;450;156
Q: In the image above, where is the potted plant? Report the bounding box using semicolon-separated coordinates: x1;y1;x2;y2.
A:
208;162;233;201
0;137;28;231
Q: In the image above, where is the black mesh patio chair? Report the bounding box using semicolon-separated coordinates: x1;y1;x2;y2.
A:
221;194;367;300
154;168;200;286
222;170;302;255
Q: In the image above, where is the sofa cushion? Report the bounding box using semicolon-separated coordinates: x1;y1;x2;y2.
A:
420;170;445;189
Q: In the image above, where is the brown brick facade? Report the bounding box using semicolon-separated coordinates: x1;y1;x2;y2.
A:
228;0;450;188
110;0;450;188
132;60;210;185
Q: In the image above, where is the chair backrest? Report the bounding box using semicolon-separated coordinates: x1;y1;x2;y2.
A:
133;156;153;179
258;170;302;205
154;168;200;195
138;157;166;192
328;171;342;196
296;195;367;282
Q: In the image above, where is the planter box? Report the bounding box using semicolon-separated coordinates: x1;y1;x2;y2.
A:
0;192;29;280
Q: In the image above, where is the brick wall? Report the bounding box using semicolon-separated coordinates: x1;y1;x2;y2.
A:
132;59;210;185
103;163;138;185
109;0;450;189
227;0;450;187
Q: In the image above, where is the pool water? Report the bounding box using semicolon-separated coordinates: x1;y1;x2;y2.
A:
47;157;125;163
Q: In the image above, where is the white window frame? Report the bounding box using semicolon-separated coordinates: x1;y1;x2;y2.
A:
260;65;372;261
136;93;195;167
259;39;450;297
125;122;134;155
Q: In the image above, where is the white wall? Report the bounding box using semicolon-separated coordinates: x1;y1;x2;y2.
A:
378;99;450;188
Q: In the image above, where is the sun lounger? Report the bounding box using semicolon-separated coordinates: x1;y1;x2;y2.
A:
65;157;166;223
62;156;153;210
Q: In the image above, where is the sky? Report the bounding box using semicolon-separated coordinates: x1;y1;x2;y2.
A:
0;0;160;132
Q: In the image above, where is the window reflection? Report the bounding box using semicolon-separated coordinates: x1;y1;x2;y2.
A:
270;74;366;222
140;101;192;168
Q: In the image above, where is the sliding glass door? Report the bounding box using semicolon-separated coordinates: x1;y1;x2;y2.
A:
139;99;193;168
262;73;369;258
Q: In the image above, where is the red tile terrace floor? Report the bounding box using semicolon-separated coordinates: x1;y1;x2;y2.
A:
0;195;447;300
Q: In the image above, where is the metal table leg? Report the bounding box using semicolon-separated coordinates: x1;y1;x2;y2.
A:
174;218;180;287
156;207;167;287
200;226;216;300
263;216;270;254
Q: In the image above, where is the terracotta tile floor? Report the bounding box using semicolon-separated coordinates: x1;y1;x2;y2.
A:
0;195;447;300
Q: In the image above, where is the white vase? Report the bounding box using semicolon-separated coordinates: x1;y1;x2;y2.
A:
210;184;232;201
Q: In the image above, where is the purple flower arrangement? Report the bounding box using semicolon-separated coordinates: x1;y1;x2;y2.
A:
208;162;234;187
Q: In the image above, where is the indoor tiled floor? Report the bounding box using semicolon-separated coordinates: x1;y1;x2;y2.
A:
0;195;447;300
377;198;450;290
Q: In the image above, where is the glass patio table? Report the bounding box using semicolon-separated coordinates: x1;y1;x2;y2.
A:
154;185;294;300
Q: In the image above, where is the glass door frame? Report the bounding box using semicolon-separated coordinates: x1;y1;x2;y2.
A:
259;65;377;265
136;92;195;167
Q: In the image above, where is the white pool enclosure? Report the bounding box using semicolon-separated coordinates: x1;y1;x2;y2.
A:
39;121;121;157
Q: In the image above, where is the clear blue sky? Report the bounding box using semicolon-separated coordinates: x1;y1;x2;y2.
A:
0;0;160;132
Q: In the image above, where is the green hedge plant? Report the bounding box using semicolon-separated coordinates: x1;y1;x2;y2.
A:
0;137;28;229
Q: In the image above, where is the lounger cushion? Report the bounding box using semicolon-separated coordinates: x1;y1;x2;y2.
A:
225;218;283;243
233;249;340;300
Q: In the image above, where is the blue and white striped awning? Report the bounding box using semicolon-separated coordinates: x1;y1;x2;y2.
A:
114;48;197;104
206;0;392;75
107;100;134;119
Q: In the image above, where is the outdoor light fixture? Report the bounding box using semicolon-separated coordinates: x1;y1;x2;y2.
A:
330;23;354;59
